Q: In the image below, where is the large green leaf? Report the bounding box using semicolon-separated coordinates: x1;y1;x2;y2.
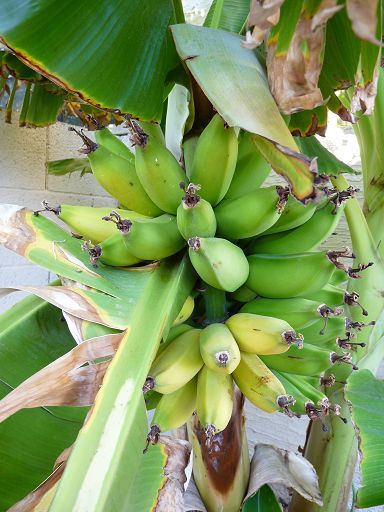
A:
50;256;194;510
204;0;249;33
346;369;384;508
0;294;86;510
242;485;281;511
0;0;177;120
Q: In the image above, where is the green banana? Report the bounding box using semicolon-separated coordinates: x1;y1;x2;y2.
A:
40;203;148;244
226;313;303;355
188;237;249;292
304;284;345;308
82;233;141;267
214;186;288;240
73;129;162;216
246;252;337;298
199;323;241;373
163;323;193;344
233;352;286;412
281;372;327;406
190;114;238;205
260;344;332;376
247;201;345;254
329;268;348;286
241;297;323;330
227;284;257;303
224;131;270;200
272;371;311;416
172;296;195;326
183;135;199;179
144;328;203;394
299;315;346;348
147;377;197;443
196;366;234;437
106;212;185;260
134;122;187;214
176;184;217;240
94;128;134;162
260;195;318;236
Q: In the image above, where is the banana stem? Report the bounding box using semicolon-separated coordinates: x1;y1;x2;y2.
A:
203;285;227;324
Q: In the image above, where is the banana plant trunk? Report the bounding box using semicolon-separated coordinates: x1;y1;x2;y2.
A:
188;389;250;512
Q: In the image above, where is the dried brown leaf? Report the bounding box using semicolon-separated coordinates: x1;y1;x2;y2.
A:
245;444;323;508
243;0;284;49
351;67;379;115
0;332;123;422
267;0;342;113
346;0;382;46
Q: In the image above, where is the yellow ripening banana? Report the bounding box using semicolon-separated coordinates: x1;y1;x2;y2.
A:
72;129;163;216
196;366;234;438
224;131;271;200
147;377;197;443
94;127;135;162
246;252;338;298
134;121;187;214
188;237;249;292
214;186;289;240
172;296;195;326
226;313;304;355
41;203;148;244
260;195;318;236
247;201;345;254
233;352;286;412
144;328;203;394
190;114;238;206
199;323;241;374
176;184;217;240
82;233;141;267
105;212;185;260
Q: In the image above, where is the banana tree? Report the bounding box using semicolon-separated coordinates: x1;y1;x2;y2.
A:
1;1;384;511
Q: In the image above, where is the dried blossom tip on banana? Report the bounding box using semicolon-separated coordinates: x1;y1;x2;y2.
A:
330;352;358;370
343;291;369;316
277;394;299;418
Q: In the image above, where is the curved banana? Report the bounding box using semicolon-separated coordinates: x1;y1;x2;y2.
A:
246;252;337;298
163;323;193;344
199;323;241;374
172;296;195;326
214;186;288;240
81;135;162;216
226;313;303;355
241;297;325;330
190;114;238;206
41;203;148;244
224;131;270;200
228;284;257;303
94;128;134;162
196;366;234;437
134;122;187;214
260;195;318;236
260;344;332;376
82;233;141;267
299;315;346;348
304;284;345;308
176;184;217;240
232;352;286;412
147;377;197;443
144;328;203;394
107;213;185;261
188;237;249;292
247;201;345;254
281;372;326;406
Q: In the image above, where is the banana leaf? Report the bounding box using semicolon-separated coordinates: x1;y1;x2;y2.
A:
0;294;87;510
204;0;249;33
242;485;281;511
46;157;91;176
346;369;384;508
0;0;178;121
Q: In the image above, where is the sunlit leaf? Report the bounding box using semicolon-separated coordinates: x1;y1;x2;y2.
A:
204;0;249;33
46;158;91;177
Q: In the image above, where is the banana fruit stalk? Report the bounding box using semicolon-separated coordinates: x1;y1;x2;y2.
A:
144;328;203;394
190;114;238;206
199;323;240;373
196;366;234;438
188;237;249;292
176;183;217;240
226;313;303;354
233;352;286;412
134;121;187;214
147;377;197;445
214;185;289;240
